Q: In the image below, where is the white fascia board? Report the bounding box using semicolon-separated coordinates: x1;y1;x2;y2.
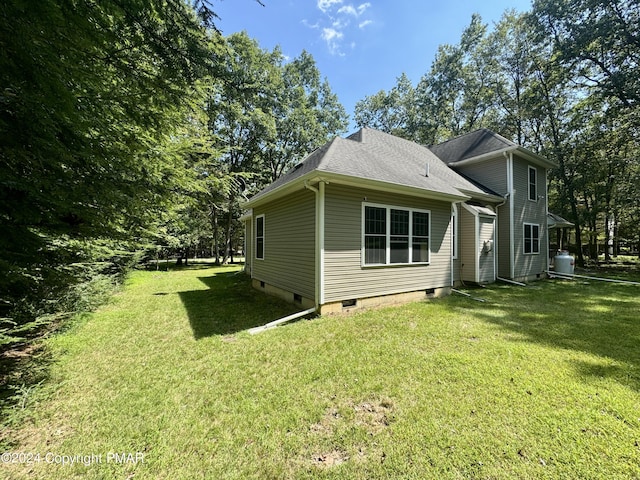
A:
448;146;556;170
458;189;504;203
239;209;253;222
318;171;470;203
447;147;513;167
244;170;470;210
515;147;557;169
242;171;318;209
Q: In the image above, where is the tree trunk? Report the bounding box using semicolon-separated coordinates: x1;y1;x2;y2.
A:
222;191;235;265
211;204;220;265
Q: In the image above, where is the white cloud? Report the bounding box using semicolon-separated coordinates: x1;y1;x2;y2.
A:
308;1;374;56
322;27;343;42
338;2;370;16
322;27;345;55
337;5;356;16
357;2;371;15
317;0;343;13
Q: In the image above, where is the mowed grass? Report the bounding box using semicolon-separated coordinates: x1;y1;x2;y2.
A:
2;264;640;479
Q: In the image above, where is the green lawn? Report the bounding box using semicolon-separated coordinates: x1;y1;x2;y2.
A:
2;264;640;479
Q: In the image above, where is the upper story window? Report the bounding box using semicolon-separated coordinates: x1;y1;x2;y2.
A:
524;223;540;254
255;215;265;260
528;165;537;201
363;203;430;266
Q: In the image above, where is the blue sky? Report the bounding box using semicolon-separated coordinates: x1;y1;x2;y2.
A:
213;0;533;130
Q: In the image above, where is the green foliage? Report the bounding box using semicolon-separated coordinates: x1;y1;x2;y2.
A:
188;32;347;264
0;0;216;347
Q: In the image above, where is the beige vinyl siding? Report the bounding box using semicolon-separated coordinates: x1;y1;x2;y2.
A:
497;206;511;278
324;184;452;303
478;216;495;283
252;189;316;300
459;206;477;283
457;156;508;195
512;156;547;278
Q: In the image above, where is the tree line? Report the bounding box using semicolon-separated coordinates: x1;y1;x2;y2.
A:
354;0;640;267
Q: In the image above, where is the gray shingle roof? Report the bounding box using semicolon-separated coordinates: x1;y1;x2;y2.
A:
249;128;491;204
428;128;515;164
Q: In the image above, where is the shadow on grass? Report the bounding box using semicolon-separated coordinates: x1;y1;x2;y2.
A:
462;278;640;390
178;271;304;338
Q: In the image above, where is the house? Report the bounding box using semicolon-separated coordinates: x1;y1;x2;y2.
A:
242;128;556;314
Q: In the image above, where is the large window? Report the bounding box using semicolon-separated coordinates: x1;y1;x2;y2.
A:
255;215;265;260
363;204;430;266
528;166;537;201
524;223;540;254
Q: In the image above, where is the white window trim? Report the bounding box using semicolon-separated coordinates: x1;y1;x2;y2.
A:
528;165;537;202
523;222;540;255
452;204;458;260
255;214;265;260
361;202;431;267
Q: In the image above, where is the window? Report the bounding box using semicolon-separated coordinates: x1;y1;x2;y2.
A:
255;215;265;260
363;204;430;266
528;166;537;201
524;223;540;254
364;206;386;264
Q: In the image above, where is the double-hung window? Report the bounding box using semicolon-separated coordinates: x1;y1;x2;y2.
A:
523;223;540;254
528;166;537;201
363;204;430;266
255;215;265;260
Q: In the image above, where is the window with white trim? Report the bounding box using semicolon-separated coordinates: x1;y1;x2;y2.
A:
528;165;537;201
363;204;430;266
523;223;540;254
255;215;265;260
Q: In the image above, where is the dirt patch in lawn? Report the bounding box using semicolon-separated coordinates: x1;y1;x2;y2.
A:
305;396;394;469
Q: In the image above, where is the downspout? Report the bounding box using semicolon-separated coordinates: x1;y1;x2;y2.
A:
545;168;550;276
304;180;325;310
474;213;480;283
505;151;515;279
450;204;456;288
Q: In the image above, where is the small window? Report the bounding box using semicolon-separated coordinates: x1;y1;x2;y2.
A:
412;211;430;263
528;166;537;201
363;203;430;266
524;223;540;254
255;215;265;260
390;209;409;264
364;206;386;264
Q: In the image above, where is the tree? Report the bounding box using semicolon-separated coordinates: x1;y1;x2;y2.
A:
353;73;417;140
532;0;640;111
531;0;640;263
203;33;347;264
0;0;216;345
264;50;348;182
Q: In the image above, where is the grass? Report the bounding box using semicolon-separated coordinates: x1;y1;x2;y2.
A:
2;264;640;479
